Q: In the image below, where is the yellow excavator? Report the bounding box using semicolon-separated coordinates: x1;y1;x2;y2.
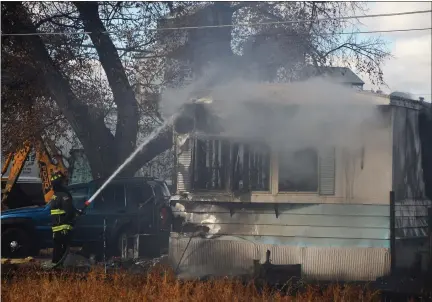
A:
1;137;68;211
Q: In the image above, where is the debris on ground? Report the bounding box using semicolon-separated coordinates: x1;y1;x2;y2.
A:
105;254;169;274
1;257;35;265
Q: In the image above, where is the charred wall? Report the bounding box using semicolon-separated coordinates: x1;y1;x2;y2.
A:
419;105;432;201
391;104;431;237
174;101;271;195
391;99;431;270
392;105;426;202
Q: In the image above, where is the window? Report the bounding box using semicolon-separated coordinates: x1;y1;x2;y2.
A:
193;138;228;190
69;187;89;208
248;144;270;191
278;148;318;192
232;143;270;191
231;143;245;191
192;137;270;192
94;184;125;211
126;184;154;209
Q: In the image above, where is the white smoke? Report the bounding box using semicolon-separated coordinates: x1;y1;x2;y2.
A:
160;64;386;154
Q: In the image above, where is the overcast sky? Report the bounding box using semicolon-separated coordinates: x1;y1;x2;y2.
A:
356;1;431;102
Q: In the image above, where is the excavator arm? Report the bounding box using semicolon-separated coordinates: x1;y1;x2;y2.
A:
1;153;14;175
1;142;32;209
1;138;68;210
36;139;68;203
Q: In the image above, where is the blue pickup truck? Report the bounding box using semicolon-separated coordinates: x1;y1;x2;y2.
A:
1;177;172;258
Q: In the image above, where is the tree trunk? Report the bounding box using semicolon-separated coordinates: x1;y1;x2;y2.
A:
73;2;139;173
3;2;174;179
3;2;117;179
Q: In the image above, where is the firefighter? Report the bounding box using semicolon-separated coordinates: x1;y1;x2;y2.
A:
50;170;82;265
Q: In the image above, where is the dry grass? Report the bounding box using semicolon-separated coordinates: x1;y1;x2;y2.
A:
1;265;381;302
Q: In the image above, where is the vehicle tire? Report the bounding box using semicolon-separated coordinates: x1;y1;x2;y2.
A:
114;226;134;258
1;228;32;258
81;242;103;262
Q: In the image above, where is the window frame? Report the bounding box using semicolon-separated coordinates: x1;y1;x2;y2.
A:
125;182;156;209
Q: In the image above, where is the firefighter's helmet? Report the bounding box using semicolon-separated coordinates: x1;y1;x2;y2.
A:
50;170;66;186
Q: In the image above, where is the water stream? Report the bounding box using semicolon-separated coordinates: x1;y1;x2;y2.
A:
86;114;178;204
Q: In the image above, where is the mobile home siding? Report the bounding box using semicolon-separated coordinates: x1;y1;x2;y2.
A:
170;203;390;281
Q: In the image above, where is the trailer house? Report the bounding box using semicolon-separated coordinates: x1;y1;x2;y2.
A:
168;84;432;281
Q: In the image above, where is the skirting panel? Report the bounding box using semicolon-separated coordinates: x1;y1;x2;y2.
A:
169;234;391;281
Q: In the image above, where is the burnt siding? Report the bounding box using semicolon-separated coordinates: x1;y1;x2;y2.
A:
391;105;431;239
395;200;431;237
392;106;425;201
419;107;432;200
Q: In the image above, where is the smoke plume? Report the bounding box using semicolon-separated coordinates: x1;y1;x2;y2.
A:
160;64;386;154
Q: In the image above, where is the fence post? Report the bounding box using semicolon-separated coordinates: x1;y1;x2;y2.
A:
389;191;396;274
428;207;432;272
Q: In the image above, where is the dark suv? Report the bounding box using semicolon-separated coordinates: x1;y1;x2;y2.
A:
1;177;172;258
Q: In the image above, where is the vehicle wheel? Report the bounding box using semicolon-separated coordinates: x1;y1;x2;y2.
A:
114;227;133;258
1;228;32;258
80;243;103;262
